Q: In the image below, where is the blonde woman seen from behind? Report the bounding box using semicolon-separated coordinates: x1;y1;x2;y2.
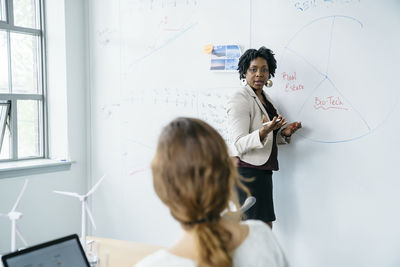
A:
135;117;289;267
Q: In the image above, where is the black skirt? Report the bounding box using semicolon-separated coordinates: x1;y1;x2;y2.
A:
237;167;276;222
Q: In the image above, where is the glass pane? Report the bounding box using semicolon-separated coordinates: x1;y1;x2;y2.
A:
0;0;6;21
0;102;10;160
0;122;10;159
0;30;9;92
11;32;39;94
13;0;39;29
18;99;41;158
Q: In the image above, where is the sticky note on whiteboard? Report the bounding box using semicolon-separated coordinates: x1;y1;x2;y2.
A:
203;44;213;54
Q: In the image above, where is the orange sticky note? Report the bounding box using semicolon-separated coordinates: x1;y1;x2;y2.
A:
203;44;213;54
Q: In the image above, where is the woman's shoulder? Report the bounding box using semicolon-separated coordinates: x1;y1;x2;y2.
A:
242;219;271;227
234;220;289;267
134;249;195;267
242;219;274;235
232;86;251;97
228;87;252;106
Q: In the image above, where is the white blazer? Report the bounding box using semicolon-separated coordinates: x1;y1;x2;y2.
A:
227;85;288;166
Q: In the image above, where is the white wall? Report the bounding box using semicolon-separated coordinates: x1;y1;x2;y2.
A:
0;0;88;253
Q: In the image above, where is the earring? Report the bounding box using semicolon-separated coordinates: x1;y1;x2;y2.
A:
266;80;273;87
241;78;247;86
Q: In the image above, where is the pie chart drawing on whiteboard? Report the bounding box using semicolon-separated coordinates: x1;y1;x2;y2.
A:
275;15;399;143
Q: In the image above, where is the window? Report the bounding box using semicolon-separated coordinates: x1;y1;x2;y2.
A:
0;0;46;161
0;0;6;22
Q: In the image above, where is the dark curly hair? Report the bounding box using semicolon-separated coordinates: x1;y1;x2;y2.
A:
237;46;277;80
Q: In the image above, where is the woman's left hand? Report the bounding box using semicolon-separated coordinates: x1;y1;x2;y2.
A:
282;122;302;137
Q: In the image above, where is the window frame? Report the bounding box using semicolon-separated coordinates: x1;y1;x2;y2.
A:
0;0;48;162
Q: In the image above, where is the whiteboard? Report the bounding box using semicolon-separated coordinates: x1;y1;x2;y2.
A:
254;1;400;143
88;1;400;266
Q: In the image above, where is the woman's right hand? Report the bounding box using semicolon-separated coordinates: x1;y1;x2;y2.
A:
259;115;287;140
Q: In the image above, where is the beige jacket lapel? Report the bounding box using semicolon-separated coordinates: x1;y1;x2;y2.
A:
244;85;270;120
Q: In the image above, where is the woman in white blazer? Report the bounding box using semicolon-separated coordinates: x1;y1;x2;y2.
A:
227;47;302;228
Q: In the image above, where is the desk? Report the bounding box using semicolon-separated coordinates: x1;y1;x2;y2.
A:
87;236;162;267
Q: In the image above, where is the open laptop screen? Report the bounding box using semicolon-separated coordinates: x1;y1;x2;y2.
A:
1;234;90;267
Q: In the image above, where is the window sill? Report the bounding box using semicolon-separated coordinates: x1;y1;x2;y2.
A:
0;159;73;179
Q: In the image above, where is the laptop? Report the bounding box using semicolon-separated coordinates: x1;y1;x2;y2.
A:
1;234;90;267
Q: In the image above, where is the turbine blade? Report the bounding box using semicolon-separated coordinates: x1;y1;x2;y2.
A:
16;226;28;247
240;196;256;213
11;180;29;212
0;213;8;218
85;205;97;230
53;191;81;198
86;174;106;197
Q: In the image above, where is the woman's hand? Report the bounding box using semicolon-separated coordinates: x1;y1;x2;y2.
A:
259;115;288;141
281;122;302;137
263;115;288;130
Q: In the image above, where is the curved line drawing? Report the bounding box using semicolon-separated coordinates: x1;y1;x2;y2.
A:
281;15;386;143
298;77;327;114
297;130;371;144
326;77;371;131
286;15;363;45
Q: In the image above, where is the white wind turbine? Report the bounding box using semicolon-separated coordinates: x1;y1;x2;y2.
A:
53;175;106;251
0;179;29;252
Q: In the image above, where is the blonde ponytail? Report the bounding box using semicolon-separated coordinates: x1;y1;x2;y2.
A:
194;222;232;267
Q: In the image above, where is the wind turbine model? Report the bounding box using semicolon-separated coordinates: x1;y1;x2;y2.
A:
240;196;256;213
221;196;256;216
53;175;105;252
0;179;29;252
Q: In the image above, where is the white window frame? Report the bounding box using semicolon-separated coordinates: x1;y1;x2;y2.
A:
0;0;48;162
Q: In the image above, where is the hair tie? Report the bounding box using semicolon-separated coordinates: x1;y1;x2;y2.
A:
190;218;207;225
183;216;219;226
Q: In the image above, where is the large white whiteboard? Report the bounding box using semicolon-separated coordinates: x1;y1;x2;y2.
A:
88;1;400;266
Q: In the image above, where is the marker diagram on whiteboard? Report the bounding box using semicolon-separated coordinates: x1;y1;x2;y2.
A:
275;15;399;143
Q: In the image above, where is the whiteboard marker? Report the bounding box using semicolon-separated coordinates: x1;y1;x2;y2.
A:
263;118;281;126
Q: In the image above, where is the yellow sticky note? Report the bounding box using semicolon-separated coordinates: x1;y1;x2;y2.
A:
203;44;213;54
